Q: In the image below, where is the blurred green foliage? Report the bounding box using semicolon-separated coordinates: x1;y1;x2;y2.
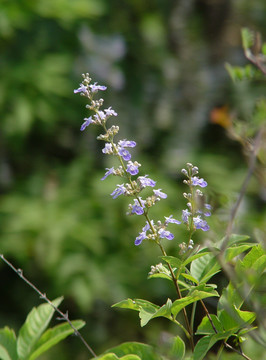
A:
0;0;265;359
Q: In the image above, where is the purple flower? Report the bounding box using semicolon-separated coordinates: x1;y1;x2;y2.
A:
182;209;191;223
138;175;156;188
111;184;126;199
164;215;181;225
135;231;146;246
105;107;117;117
118;140;136;148
102;143;113;154
193;216;209;231
101;167;115;181
131;198;145;215
191;176;208;188
94;111;106;123
153;189;167;199
118;148;131;161
80;117;93;131
117;140;136;161
126;161;140;176
142;221;153;232
89;82;107;93
158;228;174;240
204;203;212;217
74;84;87;94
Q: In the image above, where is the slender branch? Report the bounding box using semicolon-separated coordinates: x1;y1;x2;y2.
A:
220;128;263;255
0;254;97;358
158;243;195;351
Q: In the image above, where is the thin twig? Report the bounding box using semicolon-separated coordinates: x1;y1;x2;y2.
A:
220;128;263;255
0;254;97;358
158;243;195;350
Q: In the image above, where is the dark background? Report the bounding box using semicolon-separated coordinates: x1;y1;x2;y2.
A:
0;1;265;359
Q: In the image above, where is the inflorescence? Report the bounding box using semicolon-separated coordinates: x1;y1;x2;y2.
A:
74;74;211;247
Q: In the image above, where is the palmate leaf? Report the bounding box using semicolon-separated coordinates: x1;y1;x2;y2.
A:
98;342;162;360
17;297;63;360
28;320;85;360
0;327;17;360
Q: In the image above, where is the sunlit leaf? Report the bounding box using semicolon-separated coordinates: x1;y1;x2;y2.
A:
0;327;17;360
196;315;223;335
17;298;63;360
169;335;185;359
28;320;85;360
99;342;162;360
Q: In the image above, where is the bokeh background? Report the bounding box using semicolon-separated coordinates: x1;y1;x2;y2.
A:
0;1;265;359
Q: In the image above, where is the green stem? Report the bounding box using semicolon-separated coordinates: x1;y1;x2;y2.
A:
158;243;195;351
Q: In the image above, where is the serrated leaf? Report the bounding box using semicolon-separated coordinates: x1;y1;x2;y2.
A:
28;320;85;360
99;342;162;360
17;297;63;360
169;335;185;359
0;327;17;360
196;315;223;335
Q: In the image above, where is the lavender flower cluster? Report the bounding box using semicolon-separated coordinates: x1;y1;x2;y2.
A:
74;74;211;247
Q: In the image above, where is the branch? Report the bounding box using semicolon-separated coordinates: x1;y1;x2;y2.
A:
0;254;97;358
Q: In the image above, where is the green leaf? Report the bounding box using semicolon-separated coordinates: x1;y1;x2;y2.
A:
217;234;250;248
112;299;160;317
180;273;199;285
196;315;223;335
218;307;256;332
97;353;141;360
139;299;172;327
190;253;220;284
241;28;254;50
241;244;264;269
161;256;182;269
182;252;210;267
17;297;63;360
99;342;162;360
147;273;172;281
171;290;218;317
0;327;17;360
28;320;85;360
193;332;233;360
225;244;255;262
262;43;266;55
113;299;172;327
169;336;185;359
